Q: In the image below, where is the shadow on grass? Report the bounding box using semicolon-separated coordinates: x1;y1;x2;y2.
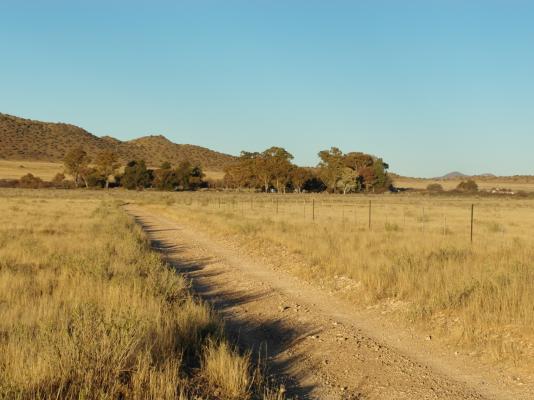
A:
132;213;322;400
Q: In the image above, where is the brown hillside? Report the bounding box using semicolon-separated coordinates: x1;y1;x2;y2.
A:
0;113;236;171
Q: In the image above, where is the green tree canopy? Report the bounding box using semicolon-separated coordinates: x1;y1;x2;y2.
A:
122;160;152;190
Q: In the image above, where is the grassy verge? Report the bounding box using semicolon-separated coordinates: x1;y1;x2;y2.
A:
0;194;282;399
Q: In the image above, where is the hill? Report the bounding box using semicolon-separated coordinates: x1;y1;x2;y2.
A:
0;113;236;171
435;171;497;180
435;171;468;180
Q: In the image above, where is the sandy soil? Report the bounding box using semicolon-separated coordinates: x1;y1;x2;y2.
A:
125;204;533;400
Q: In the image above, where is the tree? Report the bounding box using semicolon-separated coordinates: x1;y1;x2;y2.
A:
290;167;314;193
457;180;478;193
175;161;193;190
223;152;260;190
122;160;152;190
372;158;391;192
152;161;204;191
153;164;178;191
223;163;240;189
63;147;91;188
261;147;294;193
188;164;204;190
339;167;358;194
317;147;344;193
344;152;374;171
359;166;376;192
255;153;272;192
85;167;107;188
95;150;120;189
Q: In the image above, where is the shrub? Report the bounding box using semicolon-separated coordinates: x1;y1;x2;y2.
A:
427;183;444;193
18;173;45;189
456;179;478;193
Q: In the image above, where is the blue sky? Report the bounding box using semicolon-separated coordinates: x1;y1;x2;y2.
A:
1;1;533;177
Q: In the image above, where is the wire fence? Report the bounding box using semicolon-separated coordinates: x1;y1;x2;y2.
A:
164;193;534;244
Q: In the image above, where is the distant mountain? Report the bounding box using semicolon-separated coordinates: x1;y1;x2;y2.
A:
0;113;236;171
436;171;469;180
435;171;497;180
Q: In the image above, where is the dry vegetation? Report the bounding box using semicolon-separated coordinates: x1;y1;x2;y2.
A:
0;159;224;182
142;192;534;372
0;160;64;181
0;113;236;171
0;190;282;399
395;176;534;193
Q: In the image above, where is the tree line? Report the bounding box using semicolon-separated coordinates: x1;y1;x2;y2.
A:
223;146;392;193
61;147;205;190
3;145;393;193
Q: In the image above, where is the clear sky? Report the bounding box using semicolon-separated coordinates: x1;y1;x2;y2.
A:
1;1;533;177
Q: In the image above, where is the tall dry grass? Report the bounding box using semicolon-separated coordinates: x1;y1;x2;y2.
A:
146;193;534;371
0;193;281;399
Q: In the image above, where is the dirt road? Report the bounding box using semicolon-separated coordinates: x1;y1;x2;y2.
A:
125;205;532;400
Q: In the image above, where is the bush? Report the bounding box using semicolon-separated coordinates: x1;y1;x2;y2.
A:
427;183;444;193
456;179;478;193
18;173;45;189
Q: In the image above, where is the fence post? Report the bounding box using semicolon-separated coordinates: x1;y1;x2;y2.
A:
368;200;372;230
470;204;474;244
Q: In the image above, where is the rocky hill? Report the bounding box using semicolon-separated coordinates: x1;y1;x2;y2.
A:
0;113;236;171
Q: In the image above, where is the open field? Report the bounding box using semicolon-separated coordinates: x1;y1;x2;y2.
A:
0;191;282;399
1;188;533;398
0;159;64;181
395;177;534;193
137;192;534;373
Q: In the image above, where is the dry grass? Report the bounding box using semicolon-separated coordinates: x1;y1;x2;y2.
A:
0;159;64;180
0;191;280;399
144;192;534;372
395;176;534;193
